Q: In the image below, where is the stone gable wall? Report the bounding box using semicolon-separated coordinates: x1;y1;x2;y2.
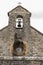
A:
0;26;43;57
31;26;43;56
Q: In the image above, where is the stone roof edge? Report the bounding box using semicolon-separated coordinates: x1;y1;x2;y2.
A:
30;26;43;35
0;26;8;32
8;5;31;15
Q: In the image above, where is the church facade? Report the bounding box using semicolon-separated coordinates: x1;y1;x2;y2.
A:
0;5;43;65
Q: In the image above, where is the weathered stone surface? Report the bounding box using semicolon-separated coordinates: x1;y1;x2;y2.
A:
0;60;43;65
31;26;43;56
0;5;43;65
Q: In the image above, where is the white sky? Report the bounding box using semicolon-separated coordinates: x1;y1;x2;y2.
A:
0;0;43;33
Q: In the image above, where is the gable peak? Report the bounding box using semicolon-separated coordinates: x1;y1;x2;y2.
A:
8;5;31;16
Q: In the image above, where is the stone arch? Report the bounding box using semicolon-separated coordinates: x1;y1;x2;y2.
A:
13;40;26;56
9;40;29;56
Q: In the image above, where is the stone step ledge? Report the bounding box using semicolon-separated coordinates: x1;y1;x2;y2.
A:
0;56;43;61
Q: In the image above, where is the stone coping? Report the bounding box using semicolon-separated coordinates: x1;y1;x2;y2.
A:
0;56;43;60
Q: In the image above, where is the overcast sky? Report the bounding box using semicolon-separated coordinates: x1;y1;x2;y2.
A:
0;0;43;33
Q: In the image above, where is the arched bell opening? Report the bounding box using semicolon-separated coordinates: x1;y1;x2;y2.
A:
16;15;23;29
13;40;26;56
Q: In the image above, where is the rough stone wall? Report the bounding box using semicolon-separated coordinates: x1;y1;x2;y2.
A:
0;60;43;65
0;5;43;65
0;5;43;57
31;26;43;56
0;25;43;57
0;26;10;56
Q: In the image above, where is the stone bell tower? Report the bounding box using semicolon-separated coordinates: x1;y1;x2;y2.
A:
8;5;32;56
